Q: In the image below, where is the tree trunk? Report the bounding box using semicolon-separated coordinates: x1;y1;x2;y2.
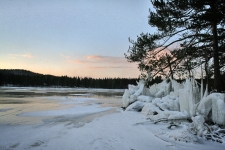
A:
166;54;174;79
211;0;221;92
204;56;209;86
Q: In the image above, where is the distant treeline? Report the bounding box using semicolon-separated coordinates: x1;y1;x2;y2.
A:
0;69;138;89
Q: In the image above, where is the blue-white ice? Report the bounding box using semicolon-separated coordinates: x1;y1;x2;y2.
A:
19;104;110;117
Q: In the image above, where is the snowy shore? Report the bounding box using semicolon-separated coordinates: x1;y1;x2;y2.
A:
0;87;225;150
1;110;225;150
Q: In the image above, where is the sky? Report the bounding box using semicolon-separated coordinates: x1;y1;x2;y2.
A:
0;0;155;78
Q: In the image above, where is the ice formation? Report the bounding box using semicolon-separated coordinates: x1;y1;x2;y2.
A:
122;80;145;108
122;77;225;143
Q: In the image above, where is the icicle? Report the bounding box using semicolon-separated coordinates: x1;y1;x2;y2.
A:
203;84;208;98
189;78;194;117
201;79;203;100
200;62;203;100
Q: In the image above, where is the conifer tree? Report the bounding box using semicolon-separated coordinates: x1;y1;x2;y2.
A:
125;0;225;91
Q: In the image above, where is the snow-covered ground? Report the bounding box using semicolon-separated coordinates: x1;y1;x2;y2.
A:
0;87;225;150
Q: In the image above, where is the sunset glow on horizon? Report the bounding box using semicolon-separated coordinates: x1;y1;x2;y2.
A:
0;0;155;78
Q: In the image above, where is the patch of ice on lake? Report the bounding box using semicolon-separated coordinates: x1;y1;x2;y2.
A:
44;96;98;103
19;104;111;117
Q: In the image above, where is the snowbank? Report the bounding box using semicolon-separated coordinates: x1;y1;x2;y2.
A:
2;110;225;150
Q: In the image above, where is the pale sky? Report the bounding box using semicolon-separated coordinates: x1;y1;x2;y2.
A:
0;0;155;78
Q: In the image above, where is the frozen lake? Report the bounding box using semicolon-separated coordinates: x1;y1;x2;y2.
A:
1;87;224;150
0;87;124;125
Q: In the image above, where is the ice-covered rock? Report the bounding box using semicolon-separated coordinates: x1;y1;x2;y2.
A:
141;102;187;121
125;101;145;112
128;84;137;95
141;103;152;116
141;103;161;116
212;94;225;125
166;125;199;143
197;93;225;125
137;95;153;103
149;95;179;112
197;93;214;118
129;95;138;103
152;98;161;105
123;78;225;125
121;77;225;145
161;95;179;111
167;111;188;120
189;116;207;136
122;89;130;108
122;80;145;108
155;99;168;110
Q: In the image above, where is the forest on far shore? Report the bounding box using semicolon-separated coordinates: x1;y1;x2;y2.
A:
1;69;224;91
0;69;141;89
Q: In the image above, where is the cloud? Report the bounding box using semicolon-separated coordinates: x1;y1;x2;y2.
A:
88;66;135;69
67;55;127;64
85;55;126;64
8;53;34;58
61;54;137;69
67;59;87;64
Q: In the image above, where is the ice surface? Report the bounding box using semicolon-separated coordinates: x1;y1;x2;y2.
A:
1;110;225;150
1;82;225;149
46;96;98;102
19;104;110;117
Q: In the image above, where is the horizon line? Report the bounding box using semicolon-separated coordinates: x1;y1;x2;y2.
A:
0;68;139;79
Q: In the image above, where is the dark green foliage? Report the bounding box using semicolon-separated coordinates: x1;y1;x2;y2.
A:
0;69;137;89
146;76;163;87
125;0;225;91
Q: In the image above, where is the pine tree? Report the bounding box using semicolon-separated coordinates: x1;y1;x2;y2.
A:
125;0;225;91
